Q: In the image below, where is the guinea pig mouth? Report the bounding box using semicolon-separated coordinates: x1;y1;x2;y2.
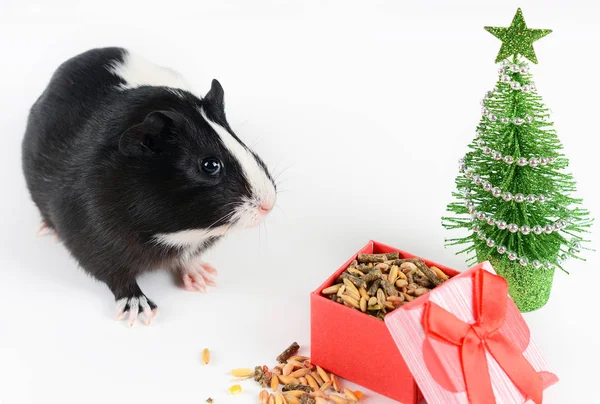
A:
228;201;272;229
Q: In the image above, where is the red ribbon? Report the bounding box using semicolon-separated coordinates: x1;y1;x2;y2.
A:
422;269;543;404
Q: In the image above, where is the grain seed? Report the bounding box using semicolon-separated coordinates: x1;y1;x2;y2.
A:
202;348;210;365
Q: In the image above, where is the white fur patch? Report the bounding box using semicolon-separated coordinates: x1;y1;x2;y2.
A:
154;225;229;250
200;108;277;214
108;50;191;93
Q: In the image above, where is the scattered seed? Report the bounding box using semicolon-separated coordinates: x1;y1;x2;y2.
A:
202;348;210;365
283;362;295;376
305;374;319;391
284;397;300;404
229;384;242;395
284;396;300;404
319;381;332;391
312;390;327;398
316;366;330;383
331;374;341;393
354;390;363;400
278;375;300;385
247;343;349;404
328;394;349;404
344;388;359;402
311;371;324;386
230;368;254;378
206;398;213;404
271;374;280;391
260;390;270;404
284;390;308;398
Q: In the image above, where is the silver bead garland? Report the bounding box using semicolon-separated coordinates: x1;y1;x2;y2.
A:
461;169;548;203
472;137;556;167
495;64;536;94
465;201;569;236
471;226;560;270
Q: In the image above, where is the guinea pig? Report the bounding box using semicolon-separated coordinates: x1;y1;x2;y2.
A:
22;47;277;326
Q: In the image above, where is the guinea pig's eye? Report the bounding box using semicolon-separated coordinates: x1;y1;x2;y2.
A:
200;157;222;176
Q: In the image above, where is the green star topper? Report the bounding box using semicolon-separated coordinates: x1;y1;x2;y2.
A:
485;8;552;64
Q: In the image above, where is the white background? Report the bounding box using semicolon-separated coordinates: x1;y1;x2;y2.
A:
1;1;598;403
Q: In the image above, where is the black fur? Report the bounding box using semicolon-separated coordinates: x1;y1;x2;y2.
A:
22;47;272;311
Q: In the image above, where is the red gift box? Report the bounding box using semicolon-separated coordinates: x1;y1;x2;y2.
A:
310;240;460;403
310;240;558;403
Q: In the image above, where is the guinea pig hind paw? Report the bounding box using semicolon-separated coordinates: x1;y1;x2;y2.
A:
115;295;157;327
37;222;57;238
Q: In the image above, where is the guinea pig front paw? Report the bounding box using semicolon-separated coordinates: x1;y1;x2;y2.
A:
115;295;157;327
180;262;217;292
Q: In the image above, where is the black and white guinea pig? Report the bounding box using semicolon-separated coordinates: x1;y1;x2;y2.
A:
22;47;277;326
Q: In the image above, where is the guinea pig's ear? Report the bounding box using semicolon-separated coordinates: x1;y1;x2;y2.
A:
204;79;225;111
119;110;181;157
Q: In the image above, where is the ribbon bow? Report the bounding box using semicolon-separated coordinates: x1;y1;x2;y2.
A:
422;269;543;404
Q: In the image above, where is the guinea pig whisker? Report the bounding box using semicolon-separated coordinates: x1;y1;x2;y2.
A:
274;205;287;217
273;163;293;181
195;208;239;238
262;221;268;243
207;210;237;229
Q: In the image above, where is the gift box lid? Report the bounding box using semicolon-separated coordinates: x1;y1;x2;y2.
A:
384;261;559;404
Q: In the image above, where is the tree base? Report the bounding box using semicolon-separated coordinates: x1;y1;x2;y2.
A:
487;257;555;312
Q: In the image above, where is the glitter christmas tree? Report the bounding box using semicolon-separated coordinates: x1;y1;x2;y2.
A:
443;9;592;312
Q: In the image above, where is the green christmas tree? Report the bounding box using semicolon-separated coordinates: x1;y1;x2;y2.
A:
443;9;592;312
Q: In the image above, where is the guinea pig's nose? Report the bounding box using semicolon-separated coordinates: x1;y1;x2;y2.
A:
259;203;273;213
